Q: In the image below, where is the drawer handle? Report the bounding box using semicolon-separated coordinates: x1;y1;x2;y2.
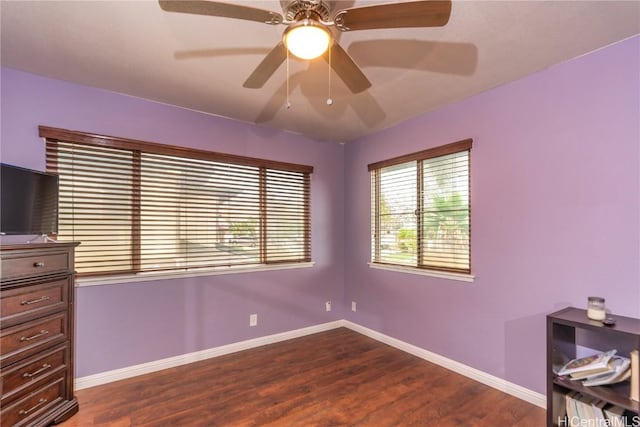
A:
20;296;51;306
33;262;45;268
20;330;49;342
19;398;48;416
22;363;52;379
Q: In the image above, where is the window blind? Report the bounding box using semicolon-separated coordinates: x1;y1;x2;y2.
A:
371;161;417;266
369;139;471;274
42;126;312;277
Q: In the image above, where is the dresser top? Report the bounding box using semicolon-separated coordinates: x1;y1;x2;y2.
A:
1;241;80;251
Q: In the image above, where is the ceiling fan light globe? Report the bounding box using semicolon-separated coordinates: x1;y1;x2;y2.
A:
283;19;332;60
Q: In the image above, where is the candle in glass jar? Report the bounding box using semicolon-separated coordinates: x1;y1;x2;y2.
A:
587;296;606;321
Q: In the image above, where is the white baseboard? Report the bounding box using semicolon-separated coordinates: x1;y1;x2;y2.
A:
75;319;545;409
341;320;546;408
74;320;343;390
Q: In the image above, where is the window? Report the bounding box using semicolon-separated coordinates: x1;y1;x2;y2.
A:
41;126;312;277
369;139;472;274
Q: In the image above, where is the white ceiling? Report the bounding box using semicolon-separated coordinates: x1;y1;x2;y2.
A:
1;1;639;143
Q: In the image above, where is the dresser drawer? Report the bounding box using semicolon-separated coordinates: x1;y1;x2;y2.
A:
1;344;67;406
1;279;69;328
1;251;71;281
1;375;65;427
0;312;67;367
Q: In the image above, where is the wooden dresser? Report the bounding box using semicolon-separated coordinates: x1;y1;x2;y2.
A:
1;242;80;426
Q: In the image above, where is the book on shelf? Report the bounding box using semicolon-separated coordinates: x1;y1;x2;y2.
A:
569;356;627;380
565;391;580;421
590;400;608;424
602;404;626;427
565;393;632;427
579;356;631;386
552;390;567;420
631;349;639;402
574;395;596;421
557;349;617;376
582;365;630;387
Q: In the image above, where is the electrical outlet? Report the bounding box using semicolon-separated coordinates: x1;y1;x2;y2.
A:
351;301;357;312
325;301;332;312
249;313;257;327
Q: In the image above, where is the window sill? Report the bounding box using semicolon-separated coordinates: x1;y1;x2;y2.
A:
368;262;474;283
76;262;316;287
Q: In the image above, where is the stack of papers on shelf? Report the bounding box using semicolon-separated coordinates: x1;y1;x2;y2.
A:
558;350;617;376
558;350;632;387
581;356;631;386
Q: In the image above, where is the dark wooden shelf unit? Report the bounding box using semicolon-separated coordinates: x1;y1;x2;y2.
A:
1;242;80;427
547;306;640;426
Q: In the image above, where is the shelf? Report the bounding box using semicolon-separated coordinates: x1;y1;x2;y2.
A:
554;376;639;412
549;307;640;337
547;307;640;426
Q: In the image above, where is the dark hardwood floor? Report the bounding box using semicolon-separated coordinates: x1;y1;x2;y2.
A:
60;328;545;426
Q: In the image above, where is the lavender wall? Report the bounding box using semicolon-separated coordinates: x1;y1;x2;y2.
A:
1;36;638;394
344;36;640;394
0;68;345;377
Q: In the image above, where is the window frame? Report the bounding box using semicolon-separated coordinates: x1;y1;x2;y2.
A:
40;126;313;279
369;139;472;276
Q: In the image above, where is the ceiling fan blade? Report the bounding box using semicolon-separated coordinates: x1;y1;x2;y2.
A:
322;43;371;94
243;42;287;89
333;1;451;32
159;1;282;25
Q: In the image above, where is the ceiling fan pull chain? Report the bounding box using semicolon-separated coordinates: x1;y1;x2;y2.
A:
327;42;333;106
286;48;291;109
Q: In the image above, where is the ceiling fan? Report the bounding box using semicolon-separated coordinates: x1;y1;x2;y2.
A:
159;0;452;94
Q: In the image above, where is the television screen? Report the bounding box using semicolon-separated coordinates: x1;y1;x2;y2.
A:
1;163;59;235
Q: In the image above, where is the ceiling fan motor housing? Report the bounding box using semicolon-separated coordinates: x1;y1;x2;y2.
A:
284;0;331;22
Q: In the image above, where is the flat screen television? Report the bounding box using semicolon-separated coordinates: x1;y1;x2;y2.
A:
1;163;59;235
